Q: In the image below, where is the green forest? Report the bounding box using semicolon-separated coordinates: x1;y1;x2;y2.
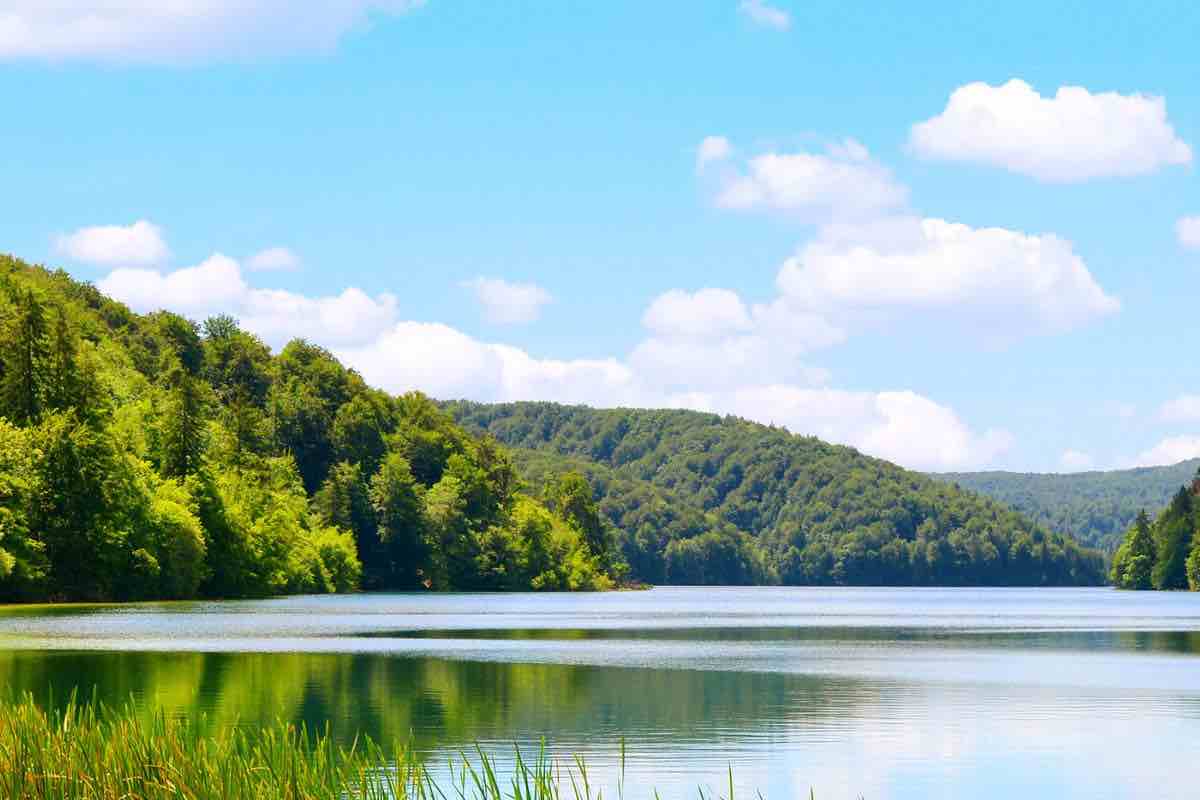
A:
938;461;1200;553
0;255;619;602
448;402;1105;586
0;254;1111;601
1110;473;1200;590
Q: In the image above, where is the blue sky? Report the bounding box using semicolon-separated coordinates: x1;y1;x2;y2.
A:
2;0;1199;472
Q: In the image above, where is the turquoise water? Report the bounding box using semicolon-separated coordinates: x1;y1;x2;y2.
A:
2;587;1199;798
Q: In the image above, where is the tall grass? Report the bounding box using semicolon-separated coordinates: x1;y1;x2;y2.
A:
0;693;622;800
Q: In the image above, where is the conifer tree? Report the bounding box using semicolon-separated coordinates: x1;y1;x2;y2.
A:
0;289;48;425
160;366;209;478
1152;487;1194;590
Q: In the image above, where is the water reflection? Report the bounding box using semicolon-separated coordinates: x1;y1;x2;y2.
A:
2;588;1200;799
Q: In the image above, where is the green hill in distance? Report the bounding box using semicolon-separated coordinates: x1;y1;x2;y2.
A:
448;401;1105;586
936;460;1200;553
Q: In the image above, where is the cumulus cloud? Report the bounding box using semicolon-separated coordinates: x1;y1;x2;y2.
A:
672;386;1012;469
712;139;907;223
246;247;300;272
1060;449;1095;472
0;0;425;63
696;136;733;172
97;254;397;348
738;0;791;30
1133;436;1200;468
1177;216;1200;250
461;277;553;325
1159;394;1200;422
775;216;1120;336
642;288;752;339
54;220;168;266
910;79;1193;182
632;289;841;392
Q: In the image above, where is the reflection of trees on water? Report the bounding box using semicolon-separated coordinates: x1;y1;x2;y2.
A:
0;649;886;750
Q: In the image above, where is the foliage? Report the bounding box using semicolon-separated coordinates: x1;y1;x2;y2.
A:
0;254;620;602
447;401;1106;587
939;460;1200;552
1111;473;1200;591
0;694;580;800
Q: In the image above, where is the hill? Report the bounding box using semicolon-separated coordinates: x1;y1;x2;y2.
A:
447;401;1105;586
936;460;1200;553
0;254;619;602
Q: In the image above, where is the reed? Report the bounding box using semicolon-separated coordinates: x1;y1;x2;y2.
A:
0;692;586;800
0;693;771;800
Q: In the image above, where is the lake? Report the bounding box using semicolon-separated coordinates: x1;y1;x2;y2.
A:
1;587;1199;798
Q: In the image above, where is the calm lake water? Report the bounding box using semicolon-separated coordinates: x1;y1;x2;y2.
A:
2;587;1199;798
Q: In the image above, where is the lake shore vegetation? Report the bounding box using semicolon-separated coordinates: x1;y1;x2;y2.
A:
0;255;621;603
1110;472;1200;590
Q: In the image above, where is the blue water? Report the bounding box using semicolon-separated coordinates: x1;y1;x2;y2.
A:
2;587;1198;799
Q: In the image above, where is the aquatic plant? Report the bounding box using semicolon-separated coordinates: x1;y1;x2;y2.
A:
0;694;771;800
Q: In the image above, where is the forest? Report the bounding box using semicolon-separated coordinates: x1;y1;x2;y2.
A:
448;402;1106;586
1110;472;1200;590
0;255;619;602
0;253;1109;600
938;460;1200;553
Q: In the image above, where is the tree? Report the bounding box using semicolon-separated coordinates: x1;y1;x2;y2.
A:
332;395;389;474
0;288;48;424
313;461;378;582
547;472;607;556
369;453;428;588
160;367;208;478
1152;488;1194;590
1112;510;1155;590
44;306;99;421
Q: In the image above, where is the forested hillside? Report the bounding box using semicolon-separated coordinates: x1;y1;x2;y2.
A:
448;402;1106;586
1110;472;1200;590
937;461;1200;553
0;255;619;602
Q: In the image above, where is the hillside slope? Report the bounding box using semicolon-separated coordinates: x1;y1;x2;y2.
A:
0;254;619;602
937;460;1200;553
448;401;1105;586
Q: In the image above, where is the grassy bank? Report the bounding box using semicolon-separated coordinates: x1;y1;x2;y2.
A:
0;694;734;800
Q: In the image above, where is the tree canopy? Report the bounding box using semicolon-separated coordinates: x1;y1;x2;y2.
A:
0;254;619;602
447;401;1105;587
937;461;1200;553
1111;473;1200;591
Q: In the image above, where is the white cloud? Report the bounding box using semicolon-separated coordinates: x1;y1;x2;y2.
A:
54;220;168;266
461;277;553;325
673;386;1012;470
714;140;907;223
910;79;1193;182
246;247;300;272
0;0;425;63
1177;216;1200;250
632;289;842;392
642;288;751;339
97;254;397;347
1060;449;1095;472
775;216;1120;337
1133;436;1200;468
738;0;791;30
1159;394;1200;422
696;136;733;172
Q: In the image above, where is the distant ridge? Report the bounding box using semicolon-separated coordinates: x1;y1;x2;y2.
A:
936;459;1200;552
449;400;1104;586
